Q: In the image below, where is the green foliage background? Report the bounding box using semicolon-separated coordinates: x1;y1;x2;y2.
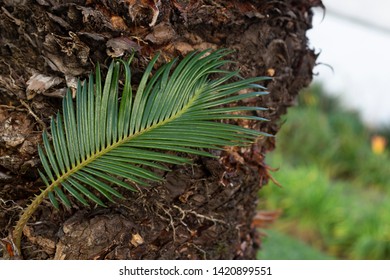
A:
258;85;390;260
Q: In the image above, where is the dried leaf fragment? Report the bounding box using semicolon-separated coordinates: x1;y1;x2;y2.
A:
106;37;141;57
26;74;64;100
125;0;160;27
130;233;144;247
145;22;176;45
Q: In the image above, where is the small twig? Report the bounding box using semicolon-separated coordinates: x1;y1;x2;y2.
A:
173;205;226;225
190;243;207;260
1;6;23;26
19;99;47;131
0;199;23;234
156;203;177;242
0;104;26;112
0;199;23;212
170;204;192;233
0;60;19;91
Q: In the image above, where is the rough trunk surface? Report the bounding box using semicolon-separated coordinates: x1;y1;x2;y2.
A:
0;0;322;259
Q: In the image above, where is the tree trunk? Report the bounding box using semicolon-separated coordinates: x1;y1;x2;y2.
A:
0;0;322;259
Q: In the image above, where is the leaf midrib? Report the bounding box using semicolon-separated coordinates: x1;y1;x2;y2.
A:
46;85;204;193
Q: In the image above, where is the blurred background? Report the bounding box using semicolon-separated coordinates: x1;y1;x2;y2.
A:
257;0;390;260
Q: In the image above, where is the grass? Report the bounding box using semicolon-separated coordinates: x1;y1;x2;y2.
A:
258;84;390;260
276;89;390;188
257;229;333;260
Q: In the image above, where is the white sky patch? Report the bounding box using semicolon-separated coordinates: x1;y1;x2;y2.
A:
306;1;390;128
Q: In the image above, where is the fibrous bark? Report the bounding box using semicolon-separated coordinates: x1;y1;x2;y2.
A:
0;0;322;259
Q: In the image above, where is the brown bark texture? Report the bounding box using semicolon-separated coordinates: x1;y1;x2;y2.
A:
0;0;322;259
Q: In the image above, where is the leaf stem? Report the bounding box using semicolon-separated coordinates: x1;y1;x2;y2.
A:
13;186;51;253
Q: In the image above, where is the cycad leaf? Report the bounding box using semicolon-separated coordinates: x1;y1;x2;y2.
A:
38;49;270;208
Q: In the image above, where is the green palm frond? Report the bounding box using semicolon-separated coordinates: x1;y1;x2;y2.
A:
12;49;270;251
39;49;269;207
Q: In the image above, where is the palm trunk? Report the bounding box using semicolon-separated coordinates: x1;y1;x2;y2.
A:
0;0;322;259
